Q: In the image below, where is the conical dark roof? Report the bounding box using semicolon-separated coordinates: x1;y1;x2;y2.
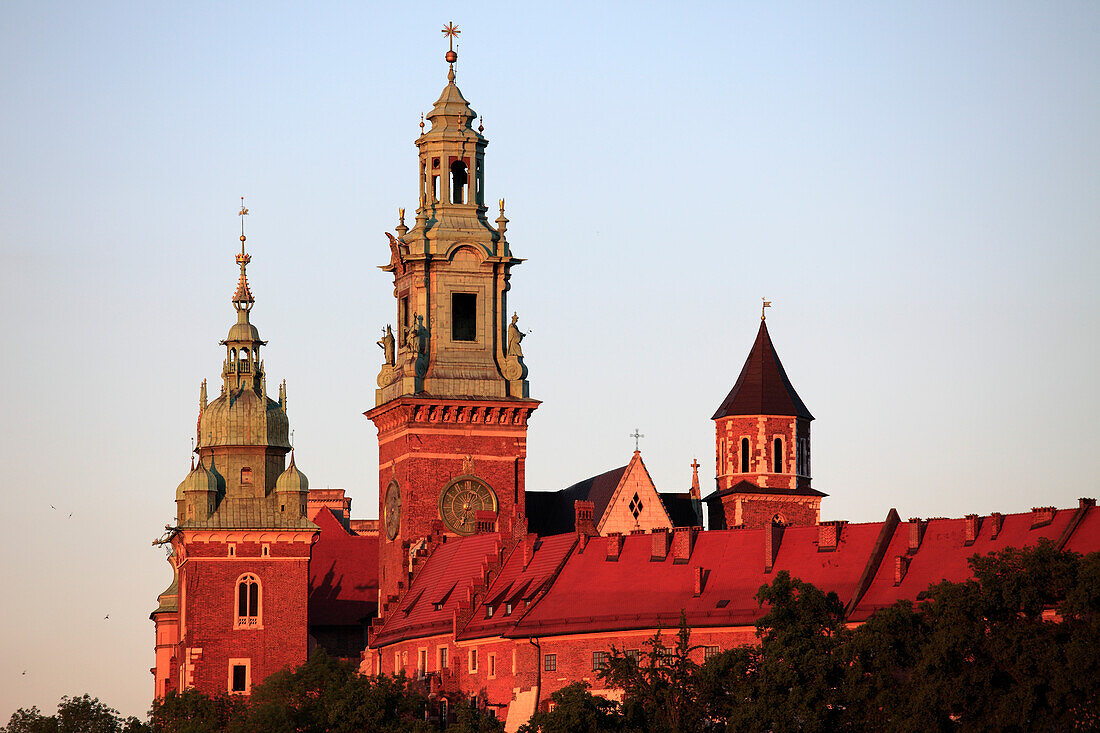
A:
712;321;813;420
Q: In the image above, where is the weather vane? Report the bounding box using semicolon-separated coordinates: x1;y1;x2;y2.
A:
442;22;460;65
239;197;250;255
761;297;772;321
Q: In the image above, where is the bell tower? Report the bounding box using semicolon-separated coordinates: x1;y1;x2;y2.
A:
366;31;539;620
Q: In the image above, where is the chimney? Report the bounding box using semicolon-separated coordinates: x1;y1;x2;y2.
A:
989;512;1004;539
765;522;784;573
818;521;845;552
651;529;671;561
1081;497;1097;509
606;533;623;561
1030;506;1056;529
907;518;925;554
964;514;981;546
671;527;695;563
522;533;537;568
512;515;529;541
574;500;597;537
894;555;911;586
693;566;706;596
475;510;497;534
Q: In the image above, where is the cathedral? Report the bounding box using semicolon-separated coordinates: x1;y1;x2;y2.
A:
150;39;1100;730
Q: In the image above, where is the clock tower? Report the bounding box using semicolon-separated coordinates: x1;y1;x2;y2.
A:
365;38;538;620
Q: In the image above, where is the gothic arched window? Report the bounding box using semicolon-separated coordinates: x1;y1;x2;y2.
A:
235;573;260;629
740;438;750;473
773;438;783;473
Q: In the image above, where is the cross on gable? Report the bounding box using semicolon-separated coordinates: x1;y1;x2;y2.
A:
630;428;644;452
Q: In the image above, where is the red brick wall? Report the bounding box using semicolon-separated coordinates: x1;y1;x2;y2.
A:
176;535;311;696
370;625;762;726
714;415;810;492
722;494;820;529
369;399;535;615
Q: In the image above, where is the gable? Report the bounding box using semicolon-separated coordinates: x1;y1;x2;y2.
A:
596;454;672;535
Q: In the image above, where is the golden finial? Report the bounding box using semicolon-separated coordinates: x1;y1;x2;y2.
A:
239;197;249;251
478;115;484;133
398;208;405;225
420;113;425;134
761;297;772;321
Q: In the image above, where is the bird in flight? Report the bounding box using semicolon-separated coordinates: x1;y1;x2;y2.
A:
104;614;110;620
50;504;56;510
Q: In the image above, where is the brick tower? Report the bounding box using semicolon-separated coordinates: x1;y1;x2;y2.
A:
706;316;825;529
151;208;317;699
365;44;538;620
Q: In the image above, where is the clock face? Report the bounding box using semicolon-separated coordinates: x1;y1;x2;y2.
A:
438;476;498;535
383;480;401;540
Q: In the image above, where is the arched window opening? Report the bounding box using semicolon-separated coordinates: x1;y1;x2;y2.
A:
450;160;468;204
240;467;252;484
439;699;449;726
235;574;260;628
740;438;750;473
773;438;783;473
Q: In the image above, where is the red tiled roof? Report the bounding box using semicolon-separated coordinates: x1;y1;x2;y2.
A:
712;321;813;420
850;507;1090;621
308;507;378;626
372;533;502;647
460;534;577;641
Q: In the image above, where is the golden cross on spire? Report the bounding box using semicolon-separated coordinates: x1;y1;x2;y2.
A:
442;22;460;70
442;22;460;50
761;297;772;321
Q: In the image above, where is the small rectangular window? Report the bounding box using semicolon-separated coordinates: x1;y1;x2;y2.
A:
544;653;556;672
469;649;478;673
418;649;426;676
452;293;477;342
626;649;640;660
261;544;270;557
705;646;720;661
439;647;448;669
488;653;496;678
229;661;250;694
592;651;610;672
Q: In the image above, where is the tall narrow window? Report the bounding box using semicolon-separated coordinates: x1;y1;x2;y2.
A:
400;297;409;345
740;438;750;473
450;160;468;204
235;574;260;628
773;438;783;473
452;293;477;342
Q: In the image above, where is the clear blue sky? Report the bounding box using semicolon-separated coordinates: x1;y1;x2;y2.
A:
1;0;1097;720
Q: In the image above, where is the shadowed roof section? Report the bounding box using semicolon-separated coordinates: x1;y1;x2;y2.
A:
712;320;813;420
526;465;627;536
308;507;378;626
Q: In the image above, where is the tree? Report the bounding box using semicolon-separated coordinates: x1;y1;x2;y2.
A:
599;611;704;733
4;696;145;733
516;682;622;733
148;689;244;733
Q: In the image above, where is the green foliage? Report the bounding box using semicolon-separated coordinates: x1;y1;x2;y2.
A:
516;682;622;733
3;695;146;733
599;611;704;733
148;689;242;733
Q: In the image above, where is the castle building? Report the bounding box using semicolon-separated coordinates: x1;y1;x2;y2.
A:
152;41;1100;731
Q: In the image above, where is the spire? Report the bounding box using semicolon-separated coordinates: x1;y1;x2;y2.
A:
690;458;701;500
233;198;254;311
712;320;813;420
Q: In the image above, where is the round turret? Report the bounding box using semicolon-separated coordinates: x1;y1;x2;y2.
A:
176;460;218;500
275;454;309;494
